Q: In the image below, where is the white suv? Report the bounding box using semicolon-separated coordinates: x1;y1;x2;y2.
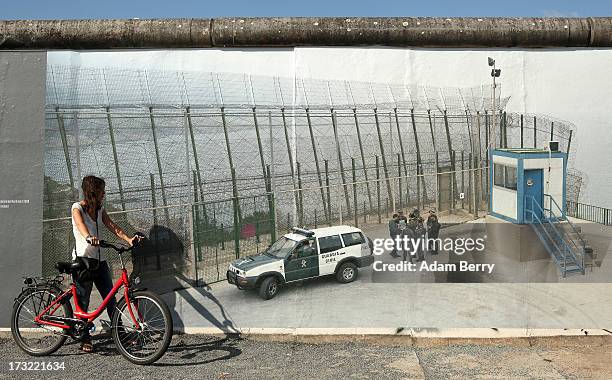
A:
227;226;374;299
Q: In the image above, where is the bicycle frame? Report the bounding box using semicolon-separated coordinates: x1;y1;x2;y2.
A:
33;267;141;331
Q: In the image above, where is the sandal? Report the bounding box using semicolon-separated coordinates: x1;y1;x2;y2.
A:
80;339;94;353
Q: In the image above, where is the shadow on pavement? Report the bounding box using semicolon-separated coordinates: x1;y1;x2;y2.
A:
59;334;242;366
131;225;240;335
154;336;243;367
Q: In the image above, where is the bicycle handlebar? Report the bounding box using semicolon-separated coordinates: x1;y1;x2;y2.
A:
86;233;145;253
98;240;131;253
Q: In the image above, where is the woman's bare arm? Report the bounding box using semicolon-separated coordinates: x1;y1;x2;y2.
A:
72;207;91;239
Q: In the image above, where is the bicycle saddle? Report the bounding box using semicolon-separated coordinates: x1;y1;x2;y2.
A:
55;261;84;274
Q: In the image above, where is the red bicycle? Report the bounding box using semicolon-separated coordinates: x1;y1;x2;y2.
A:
11;239;173;365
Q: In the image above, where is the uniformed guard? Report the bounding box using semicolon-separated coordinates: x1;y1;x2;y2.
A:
409;208;425;262
426;209;441;255
388;213;400;258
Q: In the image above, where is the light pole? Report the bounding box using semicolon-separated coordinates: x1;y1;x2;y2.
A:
488;57;501;149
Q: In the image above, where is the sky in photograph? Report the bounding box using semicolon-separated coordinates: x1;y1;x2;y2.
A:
1;0;610;19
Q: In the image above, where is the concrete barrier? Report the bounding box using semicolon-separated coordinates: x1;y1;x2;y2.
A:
1;17;612;49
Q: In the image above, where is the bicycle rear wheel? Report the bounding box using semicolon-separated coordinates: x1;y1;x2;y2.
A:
11;287;71;356
111;290;173;365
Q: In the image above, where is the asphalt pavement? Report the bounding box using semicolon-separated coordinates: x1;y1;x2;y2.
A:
1;334;611;379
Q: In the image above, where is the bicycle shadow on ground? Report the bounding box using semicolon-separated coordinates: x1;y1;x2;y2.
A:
62;334;242;366
153;335;243;367
132;225;240;335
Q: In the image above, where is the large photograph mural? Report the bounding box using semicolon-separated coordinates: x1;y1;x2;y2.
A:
39;49;612;330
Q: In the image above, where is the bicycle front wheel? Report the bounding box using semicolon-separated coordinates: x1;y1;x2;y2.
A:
111;290;173;365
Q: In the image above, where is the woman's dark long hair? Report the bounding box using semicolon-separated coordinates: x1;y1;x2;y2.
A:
81;176;105;216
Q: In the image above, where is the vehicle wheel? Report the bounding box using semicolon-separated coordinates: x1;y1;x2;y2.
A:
112;290;173;365
11;287;71;356
336;262;358;283
258;276;279;300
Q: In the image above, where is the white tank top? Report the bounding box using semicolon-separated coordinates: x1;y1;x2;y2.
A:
71;202;106;261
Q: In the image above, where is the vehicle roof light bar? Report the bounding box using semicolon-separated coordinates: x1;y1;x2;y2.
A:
291;227;315;237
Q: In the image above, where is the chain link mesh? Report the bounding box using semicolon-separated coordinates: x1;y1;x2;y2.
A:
42;66;583;286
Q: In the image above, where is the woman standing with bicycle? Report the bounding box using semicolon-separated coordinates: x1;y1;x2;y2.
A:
71;175;141;353
12;175;172;364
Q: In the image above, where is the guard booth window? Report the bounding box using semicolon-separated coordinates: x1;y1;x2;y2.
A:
505;166;517;190
318;235;343;254
494;163;517;190
494;163;505;187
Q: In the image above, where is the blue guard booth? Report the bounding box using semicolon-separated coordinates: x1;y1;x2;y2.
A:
489;148;567;224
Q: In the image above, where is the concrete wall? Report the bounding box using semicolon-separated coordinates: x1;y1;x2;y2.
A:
0;52;46;326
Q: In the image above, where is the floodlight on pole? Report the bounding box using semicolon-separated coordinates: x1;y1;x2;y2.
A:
488;57;501;150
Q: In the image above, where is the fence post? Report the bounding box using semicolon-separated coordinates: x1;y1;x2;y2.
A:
533;115;537;148
231;167;240;259
520;113;524;149
353;108;374;212
397;153;402;209
468;153;473;215
435;152;441;213
150;174;161;269
352;157;358;227
266;164;276;242
374;108;394;203
192;170;202;264
148;106;170;226
443;110;457;200
484;111;490;200
281;108;299;218
473;153;479;218
331;110;352;218
550;121;554;141
394;108;409;201
105;107;126;211
451;150;456;212
186;106;206;219
411;108;427;207
502;111;508;148
306;108;330;224
252;107;268;190
461;151;465;210
297;161;304;226
363;201;367;224
325;160;332;226
222;107;242;222
55;107;76;198
376;155;381;224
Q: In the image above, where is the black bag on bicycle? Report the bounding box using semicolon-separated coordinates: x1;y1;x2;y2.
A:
74;256;100;282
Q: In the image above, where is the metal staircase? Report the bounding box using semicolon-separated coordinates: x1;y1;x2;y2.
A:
524;194;593;277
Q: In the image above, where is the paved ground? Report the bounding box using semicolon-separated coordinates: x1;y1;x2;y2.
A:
1;335;611;379
164;219;612;331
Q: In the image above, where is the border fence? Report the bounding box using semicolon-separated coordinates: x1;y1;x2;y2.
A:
42;66;584;287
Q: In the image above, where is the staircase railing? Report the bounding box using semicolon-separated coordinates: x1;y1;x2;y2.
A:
544;194;587;254
524;195;584;276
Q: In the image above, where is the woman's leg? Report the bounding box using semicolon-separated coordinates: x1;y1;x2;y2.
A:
93;261;116;320
73;275;94;313
73;274;94;351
